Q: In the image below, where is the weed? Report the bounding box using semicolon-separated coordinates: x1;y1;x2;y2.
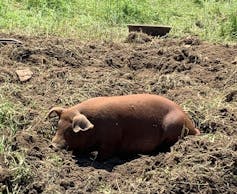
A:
0;135;5;153
230;12;237;37
47;154;63;167
7;151;32;193
193;0;204;7
0;100;18;134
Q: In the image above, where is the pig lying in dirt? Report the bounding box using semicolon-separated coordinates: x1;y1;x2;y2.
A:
48;94;200;159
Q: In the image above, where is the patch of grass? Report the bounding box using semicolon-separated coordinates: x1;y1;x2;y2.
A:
47;154;63;167
0;0;236;42
0;135;5;153
98;184;113;194
8;152;32;193
0;94;20;154
0;100;18;134
0;92;26;152
0;94;32;193
220;12;237;38
181;86;237;134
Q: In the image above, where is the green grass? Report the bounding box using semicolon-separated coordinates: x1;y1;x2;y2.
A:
0;0;236;42
0;100;18;135
8;152;32;193
0;94;20;153
0;95;32;193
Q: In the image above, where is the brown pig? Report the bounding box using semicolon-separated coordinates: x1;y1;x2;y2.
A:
48;94;200;159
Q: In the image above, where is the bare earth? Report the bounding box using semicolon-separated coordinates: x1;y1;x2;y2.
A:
0;32;237;193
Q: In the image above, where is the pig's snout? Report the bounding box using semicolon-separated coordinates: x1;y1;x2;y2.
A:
50;135;66;150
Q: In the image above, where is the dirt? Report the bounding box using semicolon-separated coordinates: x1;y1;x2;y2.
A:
0;32;237;193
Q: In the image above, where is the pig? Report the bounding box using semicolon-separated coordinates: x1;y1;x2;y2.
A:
48;94;200;159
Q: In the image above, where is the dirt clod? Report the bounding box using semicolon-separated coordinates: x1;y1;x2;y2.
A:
125;32;152;43
225;90;237;102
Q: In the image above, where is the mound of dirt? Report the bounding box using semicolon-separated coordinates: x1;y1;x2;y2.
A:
125;32;152;44
0;32;236;193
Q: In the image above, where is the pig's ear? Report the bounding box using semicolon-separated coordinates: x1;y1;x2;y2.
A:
72;114;94;133
47;107;65;118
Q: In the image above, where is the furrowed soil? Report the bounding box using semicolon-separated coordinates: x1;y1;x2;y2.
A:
0;32;237;193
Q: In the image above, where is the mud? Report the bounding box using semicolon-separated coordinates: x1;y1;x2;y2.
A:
0;32;236;193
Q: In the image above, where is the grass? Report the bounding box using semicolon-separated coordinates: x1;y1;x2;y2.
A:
0;94;20;154
0;0;236;42
181;85;237;134
8;152;32;193
47;154;63;167
0;94;32;193
0;99;18;135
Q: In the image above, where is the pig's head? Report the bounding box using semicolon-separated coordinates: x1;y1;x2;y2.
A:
48;107;94;150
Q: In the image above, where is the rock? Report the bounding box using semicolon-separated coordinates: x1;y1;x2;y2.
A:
15;68;33;82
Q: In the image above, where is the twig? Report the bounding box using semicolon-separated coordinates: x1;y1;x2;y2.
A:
0;38;22;44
